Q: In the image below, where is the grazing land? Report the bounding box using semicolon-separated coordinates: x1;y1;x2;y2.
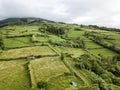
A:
0;18;120;90
0;60;31;90
29;57;70;87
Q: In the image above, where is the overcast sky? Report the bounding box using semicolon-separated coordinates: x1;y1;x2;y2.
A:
0;0;120;28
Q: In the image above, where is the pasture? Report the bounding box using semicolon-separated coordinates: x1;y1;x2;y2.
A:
29;57;70;87
0;60;30;90
0;46;57;59
0;22;120;90
48;73;84;90
88;48;118;58
85;41;103;49
3;37;32;49
54;46;85;57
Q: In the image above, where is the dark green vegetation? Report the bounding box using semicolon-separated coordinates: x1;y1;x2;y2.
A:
0;18;120;90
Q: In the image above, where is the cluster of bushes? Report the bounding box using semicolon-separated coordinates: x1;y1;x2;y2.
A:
92;37;120;54
6;34;32;38
39;23;66;35
49;37;85;49
101;55;120;77
0;36;4;50
37;81;48;89
74;27;83;31
84;32;120;54
72;37;85;48
74;54;120;89
88;25;120;32
50;41;84;49
81;24;120;32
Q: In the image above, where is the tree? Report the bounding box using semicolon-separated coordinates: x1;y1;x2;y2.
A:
72;37;85;48
84;31;90;38
42;23;65;35
0;36;4;50
98;80;109;90
75;61;85;69
60;52;64;60
81;39;85;48
37;81;48;89
112;77;120;86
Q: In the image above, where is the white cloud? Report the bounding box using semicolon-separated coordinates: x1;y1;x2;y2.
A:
0;0;120;28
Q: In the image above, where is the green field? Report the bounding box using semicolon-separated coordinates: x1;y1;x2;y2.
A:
54;46;85;57
88;48;118;58
0;20;120;90
4;37;32;49
67;30;88;40
0;60;30;90
48;35;65;42
29;57;70;88
36;35;65;43
3;25;39;31
48;74;84;90
0;46;57;59
85;41;103;49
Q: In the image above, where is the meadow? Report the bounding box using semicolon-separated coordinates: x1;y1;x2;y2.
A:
0;46;56;59
88;48;118;58
54;46;85;57
3;37;32;49
0;60;31;90
29;57;70;88
0;21;120;90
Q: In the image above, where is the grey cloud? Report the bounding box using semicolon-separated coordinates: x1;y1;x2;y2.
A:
0;0;120;28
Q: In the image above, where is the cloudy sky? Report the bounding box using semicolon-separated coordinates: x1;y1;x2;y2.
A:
0;0;120;28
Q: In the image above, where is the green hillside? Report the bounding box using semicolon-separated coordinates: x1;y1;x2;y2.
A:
0;18;120;90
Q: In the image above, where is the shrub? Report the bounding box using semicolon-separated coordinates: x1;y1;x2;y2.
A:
60;52;64;60
64;72;74;76
112;77;120;86
37;81;48;89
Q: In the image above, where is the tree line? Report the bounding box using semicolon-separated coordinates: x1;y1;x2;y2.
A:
74;54;120;90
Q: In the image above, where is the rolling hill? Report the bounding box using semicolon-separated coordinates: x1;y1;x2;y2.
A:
0;17;120;90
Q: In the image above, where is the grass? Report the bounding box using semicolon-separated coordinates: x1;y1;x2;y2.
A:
85;41;103;49
0;25;120;90
1;25;39;36
48;73;84;90
36;36;48;42
36;34;65;43
3;25;39;31
54;46;85;57
0;60;31;90
8;31;41;37
48;35;65;42
0;46;56;59
66;58;93;86
113;40;120;49
67;30;89;40
67;31;84;38
88;48;118;58
3;37;32;49
29;57;70;86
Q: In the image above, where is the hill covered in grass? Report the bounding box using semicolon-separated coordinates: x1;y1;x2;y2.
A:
0;17;120;90
0;17;55;27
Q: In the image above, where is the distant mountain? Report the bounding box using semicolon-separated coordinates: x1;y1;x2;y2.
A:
0;17;54;27
0;17;120;32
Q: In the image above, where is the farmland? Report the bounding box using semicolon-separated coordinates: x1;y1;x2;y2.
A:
3;37;32;49
0;18;120;90
0;60;31;90
29;57;69;87
0;46;57;60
